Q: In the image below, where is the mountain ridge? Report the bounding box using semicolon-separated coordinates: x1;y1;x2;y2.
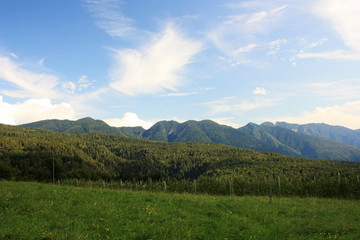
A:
20;117;360;162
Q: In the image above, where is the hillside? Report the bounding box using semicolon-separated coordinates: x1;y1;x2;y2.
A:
2;123;360;180
21;118;360;162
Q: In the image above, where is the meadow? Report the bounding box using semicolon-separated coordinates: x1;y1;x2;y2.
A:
1;181;360;240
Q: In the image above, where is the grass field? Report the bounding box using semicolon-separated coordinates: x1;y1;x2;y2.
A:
1;181;360;239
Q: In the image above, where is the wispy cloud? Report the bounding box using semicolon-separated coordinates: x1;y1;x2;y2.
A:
0;55;59;99
305;79;360;100
204;95;278;115
208;4;287;65
109;23;202;96
299;0;360;60
161;92;198;97
83;0;134;37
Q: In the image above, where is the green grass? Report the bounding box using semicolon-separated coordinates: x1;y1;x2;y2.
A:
1;181;359;239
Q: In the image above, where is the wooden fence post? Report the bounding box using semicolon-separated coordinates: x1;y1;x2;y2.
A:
194;179;197;194
229;177;234;197
278;175;281;195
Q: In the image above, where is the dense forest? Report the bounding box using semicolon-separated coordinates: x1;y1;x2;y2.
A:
1;124;360;198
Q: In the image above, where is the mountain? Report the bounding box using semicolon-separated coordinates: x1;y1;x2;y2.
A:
143;120;267;149
21;118;360;162
22;117;145;138
275;122;360;148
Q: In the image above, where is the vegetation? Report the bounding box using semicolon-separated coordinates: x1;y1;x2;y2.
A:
1;124;360;198
1;181;359;240
22;117;360;161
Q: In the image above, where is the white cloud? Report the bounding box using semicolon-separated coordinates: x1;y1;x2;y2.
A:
301;0;360;60
109;23;202;96
161;92;198;97
276;101;360;130
62;81;77;94
297;49;360;60
61;75;93;94
253;87;267;95
0;96;75;125
234;44;257;54
267;39;287;55
104;112;153;129
0;56;59;99
210;117;241;129
204;96;278;115
83;0;134;37
77;75;93;90
314;0;360;51
306;79;360;100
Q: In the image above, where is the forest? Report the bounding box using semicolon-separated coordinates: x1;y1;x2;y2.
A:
1;124;360;198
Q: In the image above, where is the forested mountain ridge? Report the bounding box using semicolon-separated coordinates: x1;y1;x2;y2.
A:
22;117;145;138
21;117;360;162
1;124;360;183
276;122;360;148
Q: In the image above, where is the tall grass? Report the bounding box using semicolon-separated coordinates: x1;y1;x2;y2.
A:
1;181;360;239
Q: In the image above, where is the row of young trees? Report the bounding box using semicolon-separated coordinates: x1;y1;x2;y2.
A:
58;174;360;199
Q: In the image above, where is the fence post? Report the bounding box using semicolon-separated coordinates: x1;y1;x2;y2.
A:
194;179;197;194
229;177;234;197
164;181;167;192
278;175;281;195
270;158;273;203
338;172;341;184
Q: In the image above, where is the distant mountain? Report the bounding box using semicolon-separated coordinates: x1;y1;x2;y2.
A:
275;122;360;148
22;117;145;138
21;118;360;162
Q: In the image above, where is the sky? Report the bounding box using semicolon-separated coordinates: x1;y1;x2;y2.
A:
1;0;360;130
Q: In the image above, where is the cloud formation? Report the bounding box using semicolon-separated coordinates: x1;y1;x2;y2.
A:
299;0;360;60
104;112;153;129
0;56;59;99
83;0;134;37
62;75;93;94
306;79;360;100
253;87;267;95
208;4;287;65
109;23;202;95
0;96;75;125
205;96;278;115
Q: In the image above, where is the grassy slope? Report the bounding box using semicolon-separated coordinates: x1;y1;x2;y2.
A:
1;181;359;240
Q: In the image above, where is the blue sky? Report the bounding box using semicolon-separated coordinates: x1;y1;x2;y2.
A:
1;0;360;129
